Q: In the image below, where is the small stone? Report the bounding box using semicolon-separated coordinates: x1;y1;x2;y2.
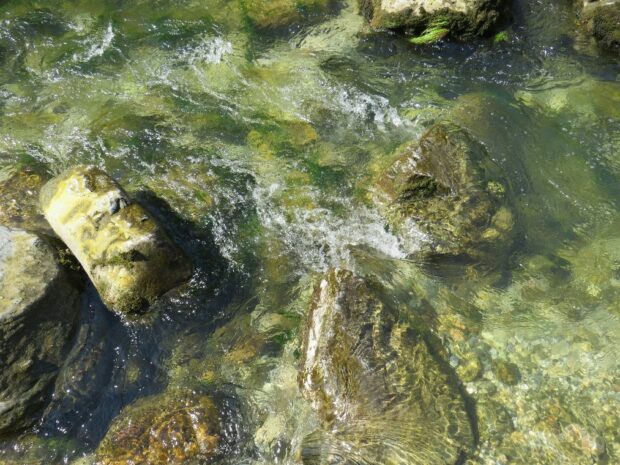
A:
457;354;483;382
494;360;521;385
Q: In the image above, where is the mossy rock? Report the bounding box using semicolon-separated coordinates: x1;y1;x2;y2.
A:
240;0;336;30
96;390;222;465
358;0;509;41
298;269;475;464
375;121;516;265
581;0;620;54
0;164;52;234
40;165;192;315
0;226;80;434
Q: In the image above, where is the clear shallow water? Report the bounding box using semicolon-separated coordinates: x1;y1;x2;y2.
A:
0;0;619;464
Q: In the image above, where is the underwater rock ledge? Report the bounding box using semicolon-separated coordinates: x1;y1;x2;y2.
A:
299;268;476;465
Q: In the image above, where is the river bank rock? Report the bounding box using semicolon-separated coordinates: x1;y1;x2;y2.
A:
0;226;80;434
358;0;508;41
96;390;222;465
580;0;620;54
375;121;515;265
0;165;52;234
40;166;192;315
298;269;475;464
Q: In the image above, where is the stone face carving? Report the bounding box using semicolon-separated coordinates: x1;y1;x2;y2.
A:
40;165;192;315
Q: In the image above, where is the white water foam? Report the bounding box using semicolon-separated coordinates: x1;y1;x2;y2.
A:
253;183;413;272
72;22;115;63
180;35;233;65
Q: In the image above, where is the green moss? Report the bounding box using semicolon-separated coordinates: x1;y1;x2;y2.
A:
493;30;509;43
408;17;451;45
409;26;449;45
588;3;620;53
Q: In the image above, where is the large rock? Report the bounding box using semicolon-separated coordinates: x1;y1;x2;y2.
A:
375;121;515;265
0;226;80;434
359;0;507;40
298;269;475;465
40;166;192;315
580;0;620;54
96;390;222;465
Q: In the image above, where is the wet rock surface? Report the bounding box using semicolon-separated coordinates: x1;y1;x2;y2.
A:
358;0;507;40
96;390;223;465
0;165;52;234
0;226;80;434
240;0;337;30
376;121;515;265
40;165;192;315
298;269;475;465
580;0;620;54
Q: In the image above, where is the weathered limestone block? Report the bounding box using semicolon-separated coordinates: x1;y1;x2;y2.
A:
359;0;507;40
299;269;475;465
96;390;221;465
0;226;80;434
40;165;192;315
375;121;515;265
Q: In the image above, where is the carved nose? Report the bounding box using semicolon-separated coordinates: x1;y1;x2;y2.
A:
109;196;129;214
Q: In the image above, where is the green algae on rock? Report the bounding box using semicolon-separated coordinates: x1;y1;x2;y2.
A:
0;165;52;234
358;0;508;40
298;269;475;464
580;0;620;54
375;121;515;265
240;0;337;30
0;226;80;434
40;165;192;315
96;391;222;465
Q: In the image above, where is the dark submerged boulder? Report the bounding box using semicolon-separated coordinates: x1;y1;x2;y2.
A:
96;390;222;465
298;269;476;465
376;121;515;266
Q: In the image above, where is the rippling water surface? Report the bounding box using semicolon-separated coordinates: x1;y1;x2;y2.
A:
1;0;619;464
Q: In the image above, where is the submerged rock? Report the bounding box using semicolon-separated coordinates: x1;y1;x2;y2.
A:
0;165;52;234
358;0;507;41
580;0;620;54
298;269;475;464
96;390;221;465
376;121;515;265
40;166;192;315
0;226;80;434
240;0;336;30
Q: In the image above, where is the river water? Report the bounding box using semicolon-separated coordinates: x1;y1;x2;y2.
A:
0;0;619;464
